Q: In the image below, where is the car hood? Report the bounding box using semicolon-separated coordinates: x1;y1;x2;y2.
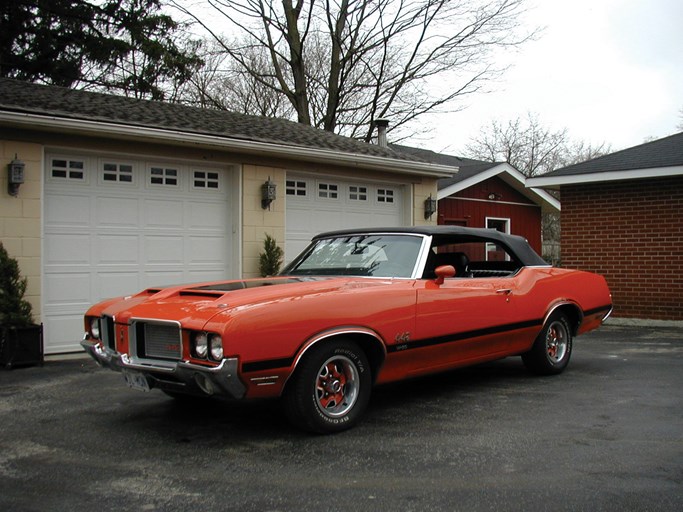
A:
96;276;405;328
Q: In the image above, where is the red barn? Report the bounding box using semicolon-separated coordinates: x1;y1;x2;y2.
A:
391;146;559;257
436;159;559;255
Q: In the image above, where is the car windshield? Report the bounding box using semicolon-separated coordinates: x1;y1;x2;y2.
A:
284;234;424;278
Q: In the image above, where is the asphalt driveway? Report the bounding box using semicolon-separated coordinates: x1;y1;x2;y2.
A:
1;324;682;511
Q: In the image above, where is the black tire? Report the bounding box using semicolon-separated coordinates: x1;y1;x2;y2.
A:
522;312;573;375
283;339;372;434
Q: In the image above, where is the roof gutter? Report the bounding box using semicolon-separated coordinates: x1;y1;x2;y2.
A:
0;111;456;179
527;166;683;188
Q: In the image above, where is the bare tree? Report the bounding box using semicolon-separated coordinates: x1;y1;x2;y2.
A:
180;40;295;117
466;113;610;177
171;0;534;141
466;113;566;177
561;139;612;168
177;41;231;110
677;106;683;131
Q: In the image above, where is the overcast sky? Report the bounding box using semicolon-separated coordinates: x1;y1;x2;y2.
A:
422;0;683;155
179;0;682;155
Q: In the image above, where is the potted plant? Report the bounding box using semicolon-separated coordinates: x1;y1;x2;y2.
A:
0;242;43;369
259;234;284;277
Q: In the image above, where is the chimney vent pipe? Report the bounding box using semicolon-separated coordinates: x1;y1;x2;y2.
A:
374;119;389;147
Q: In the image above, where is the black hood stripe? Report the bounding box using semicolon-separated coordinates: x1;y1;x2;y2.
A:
193;278;318;293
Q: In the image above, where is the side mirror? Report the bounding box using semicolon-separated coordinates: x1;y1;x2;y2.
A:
434;265;455;285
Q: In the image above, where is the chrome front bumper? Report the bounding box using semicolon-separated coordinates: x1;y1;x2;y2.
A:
80;339;246;399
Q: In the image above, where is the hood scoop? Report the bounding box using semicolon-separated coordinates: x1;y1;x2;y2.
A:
178;289;226;298
190;277;314;293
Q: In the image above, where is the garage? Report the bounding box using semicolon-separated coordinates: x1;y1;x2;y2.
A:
3;78;459;357
284;174;408;261
43;152;238;353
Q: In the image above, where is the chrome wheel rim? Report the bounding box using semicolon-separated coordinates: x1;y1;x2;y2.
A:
546;320;569;363
315;355;359;418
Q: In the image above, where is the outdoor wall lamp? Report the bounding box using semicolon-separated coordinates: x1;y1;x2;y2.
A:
424;194;437;220
7;155;25;197
261;177;277;209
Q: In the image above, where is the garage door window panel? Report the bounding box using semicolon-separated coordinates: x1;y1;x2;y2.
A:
318;182;339;200
286;180;307;197
149;166;180;187
49;157;87;182
193;170;220;190
101;161;134;184
349;186;368;201
377;188;395;204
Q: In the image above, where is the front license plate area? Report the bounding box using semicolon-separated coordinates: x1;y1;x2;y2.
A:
122;369;151;392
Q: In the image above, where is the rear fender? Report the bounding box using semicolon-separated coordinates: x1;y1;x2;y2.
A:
544;301;583;336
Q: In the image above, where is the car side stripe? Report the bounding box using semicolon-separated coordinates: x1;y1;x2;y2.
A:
386;319;543;354
241;307;613;373
583;304;613;317
242;357;294;373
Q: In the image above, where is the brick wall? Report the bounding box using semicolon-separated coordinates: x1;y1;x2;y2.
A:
561;177;683;320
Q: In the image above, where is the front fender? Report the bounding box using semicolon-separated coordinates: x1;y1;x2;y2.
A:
285;326;387;388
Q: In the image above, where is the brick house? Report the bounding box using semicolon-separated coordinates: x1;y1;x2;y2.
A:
392;145;560;256
0;79;455;353
527;132;683;321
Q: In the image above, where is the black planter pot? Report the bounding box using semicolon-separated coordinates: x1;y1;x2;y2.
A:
0;324;43;369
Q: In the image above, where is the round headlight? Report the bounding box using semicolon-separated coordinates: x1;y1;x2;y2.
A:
209;335;223;361
90;318;101;339
194;332;208;359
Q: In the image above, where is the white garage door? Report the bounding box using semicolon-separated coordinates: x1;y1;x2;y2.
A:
43;153;237;354
285;174;407;261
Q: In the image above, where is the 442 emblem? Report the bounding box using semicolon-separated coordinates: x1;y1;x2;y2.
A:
395;331;411;344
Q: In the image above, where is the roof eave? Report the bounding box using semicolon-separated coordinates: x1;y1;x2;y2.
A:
527;166;683;189
0;110;457;178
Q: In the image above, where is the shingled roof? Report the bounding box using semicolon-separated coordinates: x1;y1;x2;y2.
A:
547;131;683;176
527;131;683;188
390;144;498;186
0;78;442;170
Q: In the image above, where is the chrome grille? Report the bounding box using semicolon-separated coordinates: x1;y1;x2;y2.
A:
141;322;182;360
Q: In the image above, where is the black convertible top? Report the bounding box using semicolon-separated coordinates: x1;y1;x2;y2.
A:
314;226;549;267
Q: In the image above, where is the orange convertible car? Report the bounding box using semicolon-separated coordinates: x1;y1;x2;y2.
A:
82;227;612;433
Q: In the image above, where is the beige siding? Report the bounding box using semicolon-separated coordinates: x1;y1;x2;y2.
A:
413;179;439;227
242;165;286;278
0;140;43;322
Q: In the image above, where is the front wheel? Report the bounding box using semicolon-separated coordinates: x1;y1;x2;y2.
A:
522;313;573;375
283;340;372;434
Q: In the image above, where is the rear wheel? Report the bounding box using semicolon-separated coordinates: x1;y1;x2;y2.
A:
283;339;371;434
522;312;573;375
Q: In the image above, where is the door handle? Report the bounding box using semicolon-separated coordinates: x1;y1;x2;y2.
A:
496;289;512;295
